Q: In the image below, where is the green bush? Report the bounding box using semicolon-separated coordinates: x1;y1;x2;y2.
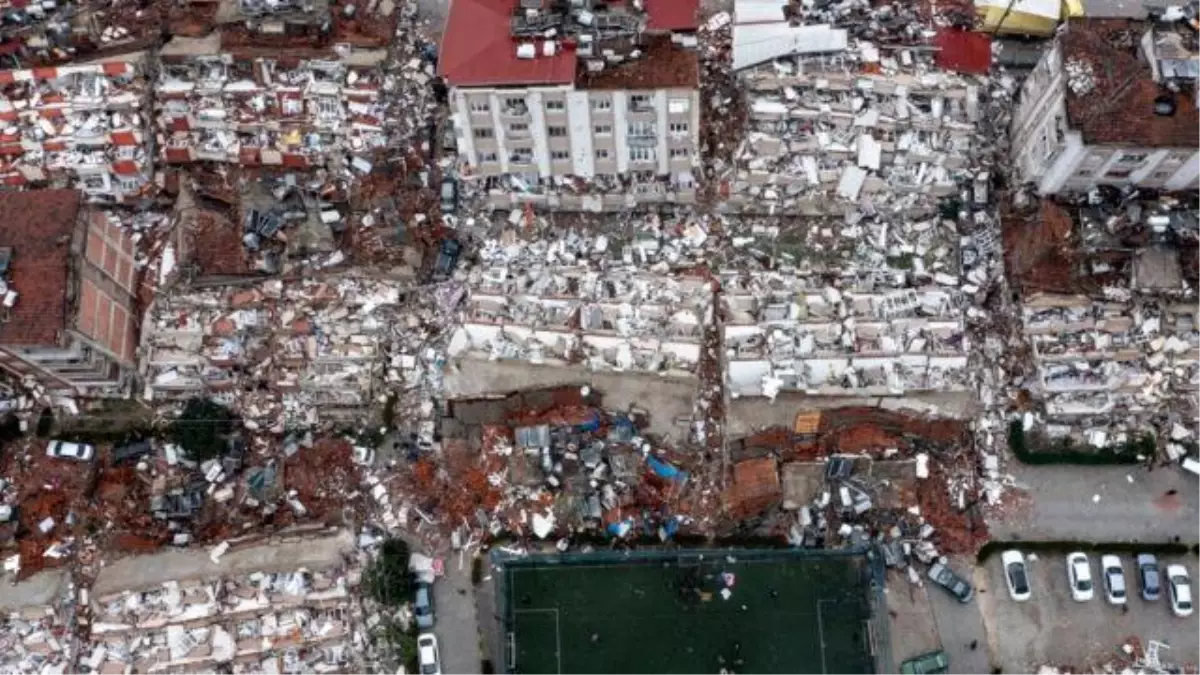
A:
1007;420;1148;466
977;539;1198;564
168;398;235;461
365;538;415;607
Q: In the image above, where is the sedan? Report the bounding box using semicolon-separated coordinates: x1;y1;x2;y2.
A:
1167;564;1193;618
1001;550;1031;602
928;561;974;603
46;440;95;462
1066;552;1094;602
417;633;441;675
1137;553;1161;601
1101;555;1127;605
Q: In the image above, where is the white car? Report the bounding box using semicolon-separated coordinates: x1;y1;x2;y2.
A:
46;440;95;462
1101;555;1127;605
417;633;441;675
1002;550;1031;602
1167;564;1194;618
1066;552;1094;602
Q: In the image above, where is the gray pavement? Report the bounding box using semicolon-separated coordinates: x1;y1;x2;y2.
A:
0;568;68;612
989;463;1199;544
434;553;483;675
977;551;1199;672
925;557;993;675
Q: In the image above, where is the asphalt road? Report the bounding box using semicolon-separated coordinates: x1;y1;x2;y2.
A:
433;552;483;674
925;557;993;675
989;463;1199;544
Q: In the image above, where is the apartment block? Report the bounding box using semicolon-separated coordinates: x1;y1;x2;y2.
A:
0;56;154;203
155;35;388;168
1010;18;1200;195
439;0;702;209
0;190;140;395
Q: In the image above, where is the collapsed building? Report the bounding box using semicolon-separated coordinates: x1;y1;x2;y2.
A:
141;276;404;425
155;37;390;169
448;267;712;377
84;529;366;674
1006;195;1199;448
1009;16;1200;195
0;55;155;202
0;190;143;396
440;0;703;207
0;0;163;67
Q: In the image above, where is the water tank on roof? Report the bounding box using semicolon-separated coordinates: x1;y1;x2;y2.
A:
516;43;537;59
1153;94;1176;116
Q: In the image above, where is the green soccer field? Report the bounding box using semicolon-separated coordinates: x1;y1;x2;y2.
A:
501;551;879;674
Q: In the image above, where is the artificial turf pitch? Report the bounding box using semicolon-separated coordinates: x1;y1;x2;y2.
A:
504;554;876;674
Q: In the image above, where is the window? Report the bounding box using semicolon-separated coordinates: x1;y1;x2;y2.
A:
510;148;533;164
1117;152;1148;164
469;101;490;113
1105;167;1134;179
629;146;655;162
1074;169;1092;177
670;147;690;159
594;124;612;135
315;98;340;117
668;98;690;114
119;177;141;192
509;123;529;134
503;97;526;108
547;126;567;137
551;150;570;160
82;175;107;190
473;128;494;139
630;94;651;110
669;122;689;134
595;149;610;160
545;100;565;112
1153;170;1174;179
628;121;655;137
480;152;498;162
591;97;611;111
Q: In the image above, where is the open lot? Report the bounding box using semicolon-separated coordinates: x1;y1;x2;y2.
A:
501;551;878;674
978;551;1200;672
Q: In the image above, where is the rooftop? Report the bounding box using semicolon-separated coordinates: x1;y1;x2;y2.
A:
439;0;699;88
0;190;81;346
1061;18;1200;148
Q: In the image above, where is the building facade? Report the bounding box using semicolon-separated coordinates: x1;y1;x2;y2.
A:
439;0;702;208
1010;18;1200;195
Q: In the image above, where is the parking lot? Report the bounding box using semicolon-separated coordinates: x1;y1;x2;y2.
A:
977;552;1199;672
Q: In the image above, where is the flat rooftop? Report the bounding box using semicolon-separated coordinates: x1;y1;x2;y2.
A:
499;549;880;674
0;189;80;346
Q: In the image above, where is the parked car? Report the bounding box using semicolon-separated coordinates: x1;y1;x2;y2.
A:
1066;552;1094;602
433;238;462;280
1167;564;1193;617
414;582;435;629
900;651;949;675
1001;550;1031;602
1101;555;1127;605
352;445;376;467
928;561;974;603
440;176;459;215
46;440;95;462
1137;553;1161;601
417;633;441;675
111;439;153;466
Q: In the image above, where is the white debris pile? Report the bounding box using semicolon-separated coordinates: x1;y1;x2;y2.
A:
1064;58;1096;96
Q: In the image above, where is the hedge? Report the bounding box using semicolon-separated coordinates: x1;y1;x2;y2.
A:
1007;420;1149;466
977;539;1198;564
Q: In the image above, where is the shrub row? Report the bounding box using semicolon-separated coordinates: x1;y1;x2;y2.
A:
1007;420;1150;466
977;539;1198;564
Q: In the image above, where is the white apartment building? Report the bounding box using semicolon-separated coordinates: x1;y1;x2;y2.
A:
1010;18;1200;195
439;0;701;209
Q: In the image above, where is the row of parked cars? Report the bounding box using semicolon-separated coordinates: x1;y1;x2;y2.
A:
1003;550;1194;617
414;582;442;675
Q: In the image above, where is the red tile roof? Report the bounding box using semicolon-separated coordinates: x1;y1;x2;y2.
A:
439;0;699;87
0;189;80;346
935;28;992;75
1062;19;1200;149
438;0;578;87
645;0;699;31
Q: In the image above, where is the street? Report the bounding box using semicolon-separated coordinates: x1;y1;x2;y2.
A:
989;463;1199;544
925;557;993;675
433;553;483;674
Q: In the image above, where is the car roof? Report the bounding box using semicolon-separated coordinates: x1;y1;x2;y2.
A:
1166;564;1189;576
1101;554;1121;565
1178;583;1193;603
1001;550;1023;563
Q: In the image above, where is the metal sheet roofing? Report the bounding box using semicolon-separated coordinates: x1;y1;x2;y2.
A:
438;0;578;88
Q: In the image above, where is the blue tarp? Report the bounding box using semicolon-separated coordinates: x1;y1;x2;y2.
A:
647;456;686;482
576;412;601;433
607;519;633;538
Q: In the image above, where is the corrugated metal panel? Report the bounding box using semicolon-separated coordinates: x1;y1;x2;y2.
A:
732;23;849;70
733;0;789;24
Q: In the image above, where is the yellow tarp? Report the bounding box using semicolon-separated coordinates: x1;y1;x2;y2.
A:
975;0;1062;36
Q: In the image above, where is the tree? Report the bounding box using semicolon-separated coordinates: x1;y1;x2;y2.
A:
169;398;235;461
365;538;415;607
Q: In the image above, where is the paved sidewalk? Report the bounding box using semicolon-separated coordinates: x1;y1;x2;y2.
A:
433;552;483;674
